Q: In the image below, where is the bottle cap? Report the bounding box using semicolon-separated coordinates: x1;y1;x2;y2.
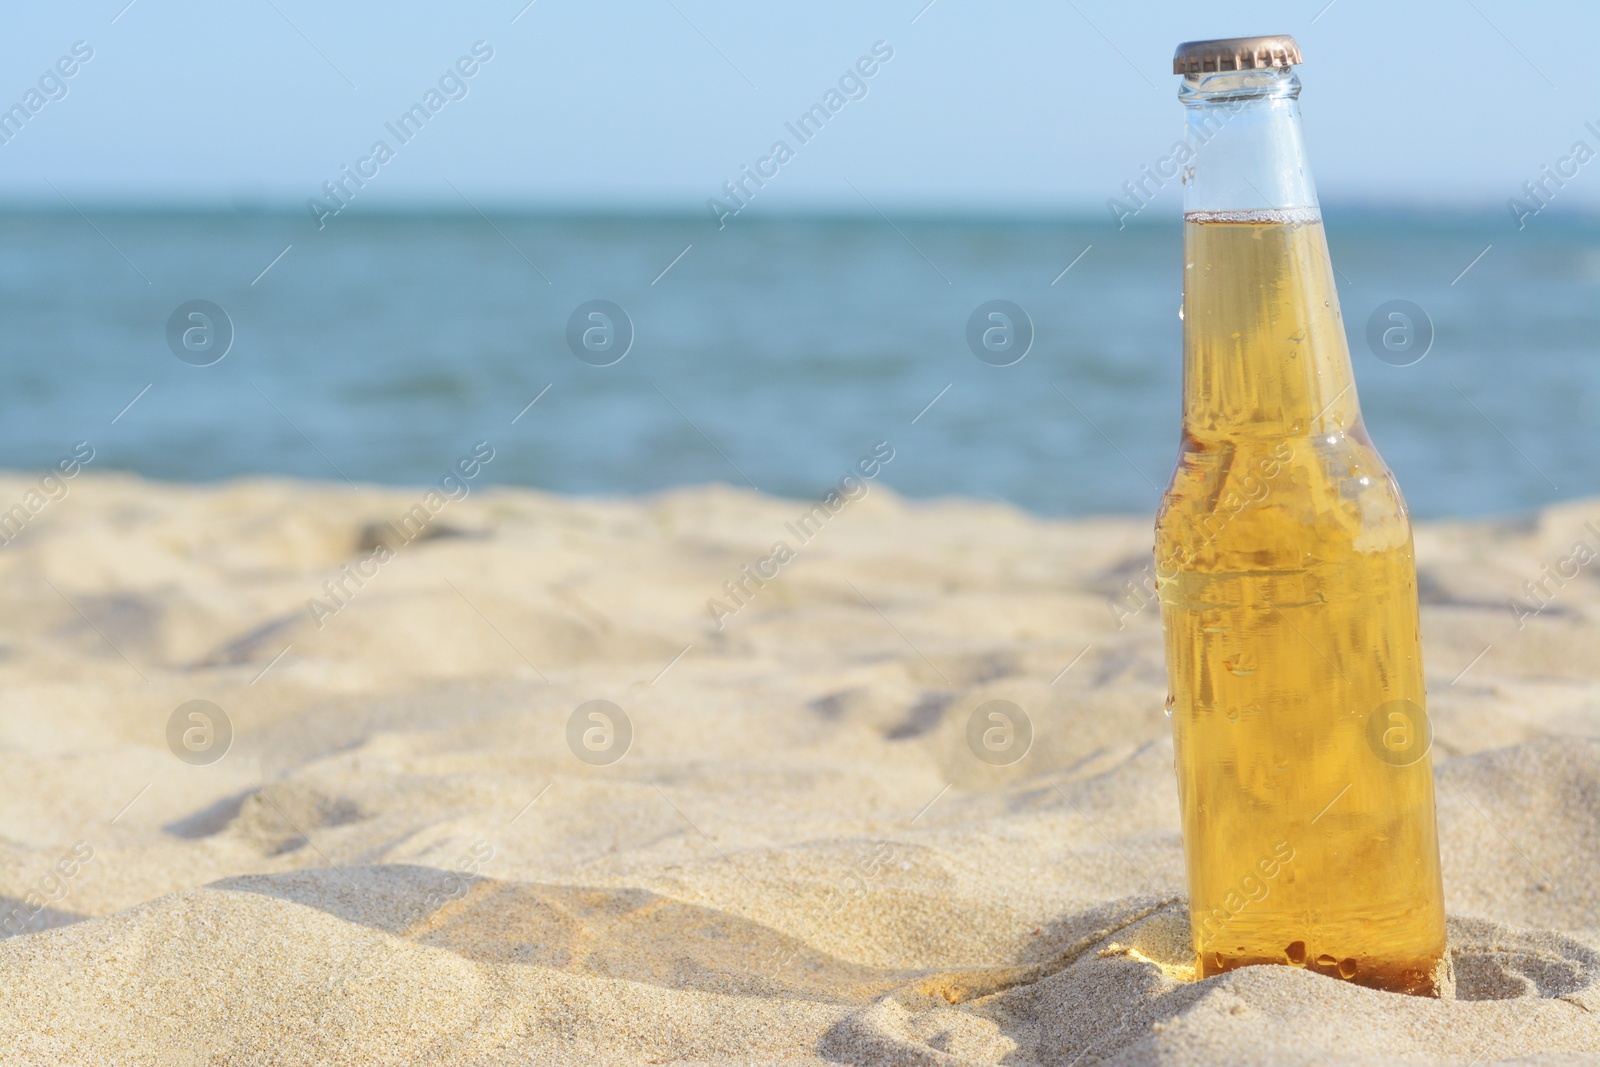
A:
1172;35;1301;75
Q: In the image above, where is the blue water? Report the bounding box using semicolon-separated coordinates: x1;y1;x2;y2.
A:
4;208;1597;518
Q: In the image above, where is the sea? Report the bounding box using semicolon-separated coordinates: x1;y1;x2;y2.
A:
3;206;1596;519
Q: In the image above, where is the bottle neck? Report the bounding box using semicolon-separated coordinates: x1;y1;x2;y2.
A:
1180;68;1319;217
1179;67;1359;444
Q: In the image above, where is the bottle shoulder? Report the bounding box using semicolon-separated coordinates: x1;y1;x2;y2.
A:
1155;421;1412;565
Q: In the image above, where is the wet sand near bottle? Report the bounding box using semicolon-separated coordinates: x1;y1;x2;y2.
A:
0;473;1596;1065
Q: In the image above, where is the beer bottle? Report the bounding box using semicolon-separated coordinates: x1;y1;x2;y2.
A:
1156;35;1450;996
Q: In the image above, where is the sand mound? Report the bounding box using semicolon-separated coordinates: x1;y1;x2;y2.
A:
0;475;1595;1064
824;905;1600;1066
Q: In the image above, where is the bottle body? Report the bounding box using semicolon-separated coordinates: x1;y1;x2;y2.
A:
1156;60;1449;996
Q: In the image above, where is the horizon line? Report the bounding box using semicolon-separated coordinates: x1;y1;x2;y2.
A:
0;197;1589;226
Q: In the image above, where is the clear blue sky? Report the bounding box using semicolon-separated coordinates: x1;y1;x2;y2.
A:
2;0;1597;215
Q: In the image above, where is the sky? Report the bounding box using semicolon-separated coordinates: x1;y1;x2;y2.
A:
0;0;1597;217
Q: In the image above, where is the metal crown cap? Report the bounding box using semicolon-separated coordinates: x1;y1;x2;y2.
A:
1173;35;1302;75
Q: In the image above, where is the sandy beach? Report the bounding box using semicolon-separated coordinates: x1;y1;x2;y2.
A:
0;471;1595;1065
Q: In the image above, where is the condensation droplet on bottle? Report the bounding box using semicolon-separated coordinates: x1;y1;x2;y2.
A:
1337;958;1358;980
1164;693;1175;718
1315;953;1337;968
1284;940;1307;965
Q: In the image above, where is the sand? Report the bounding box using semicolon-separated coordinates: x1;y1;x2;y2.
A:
0;471;1595;1065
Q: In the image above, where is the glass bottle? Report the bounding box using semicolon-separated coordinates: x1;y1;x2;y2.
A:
1155;36;1450;996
